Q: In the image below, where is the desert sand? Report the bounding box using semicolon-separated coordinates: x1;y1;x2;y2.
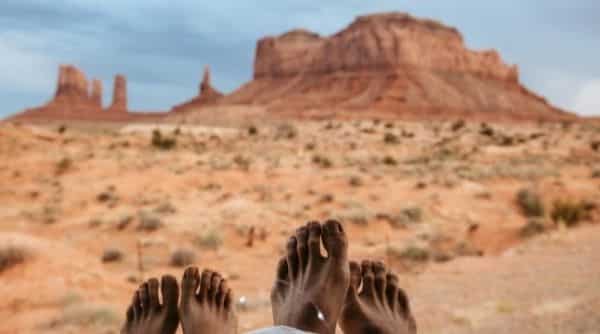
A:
1;117;599;333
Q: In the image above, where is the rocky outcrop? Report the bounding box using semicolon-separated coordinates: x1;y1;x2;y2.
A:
90;79;103;108
107;75;128;113
11;65;167;122
171;66;224;113
226;12;571;120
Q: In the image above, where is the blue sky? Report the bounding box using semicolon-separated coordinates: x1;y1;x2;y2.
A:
1;1;599;117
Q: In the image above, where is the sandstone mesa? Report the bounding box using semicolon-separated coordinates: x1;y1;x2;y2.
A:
10;12;573;122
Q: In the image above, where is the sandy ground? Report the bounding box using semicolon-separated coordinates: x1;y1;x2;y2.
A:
0;119;599;333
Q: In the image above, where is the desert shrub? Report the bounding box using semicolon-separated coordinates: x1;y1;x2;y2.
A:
384;133;399;144
388;244;430;262
137;211;163;231
312;155;333;168
173;127;182;136
551;200;588;227
154;202;177;215
0;244;28;273
519;218;547;238
451;119;465;132
194;229;223;250
592;169;600;179
516;189;545;217
349;176;363;187
101;248;124;263
57;124;67;134
305;142;316;151
56;157;73;174
382;156;398;166
151;129;176;150
247;125;258;136
379;207;423;229
170;248;196;267
480;123;494;137
233;154;252;170
591;140;600;152
275;123;297;140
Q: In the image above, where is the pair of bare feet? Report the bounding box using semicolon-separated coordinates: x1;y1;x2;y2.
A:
121;220;416;334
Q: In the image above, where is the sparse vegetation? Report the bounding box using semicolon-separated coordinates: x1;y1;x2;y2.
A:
151;129;177;150
0;244;28;273
101;248;124;263
137;211;163;231
384;132;399;144
516;188;545;217
592;169;600;178
520;218;547;238
56;157;73;174
194;229;223;250
247;125;258;136
551;199;588;227
170;248;196;267
382;156;398;166
312;154;333;168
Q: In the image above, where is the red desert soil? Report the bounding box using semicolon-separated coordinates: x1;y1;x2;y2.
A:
0;118;598;333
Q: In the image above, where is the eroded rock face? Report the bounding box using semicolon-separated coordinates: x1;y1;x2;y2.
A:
108;75;127;113
227;12;570;120
171;66;224;113
53;65;92;105
11;65;166;122
90;79;103;108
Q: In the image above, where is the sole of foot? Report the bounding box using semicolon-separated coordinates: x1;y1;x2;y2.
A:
340;260;417;334
271;220;350;334
121;275;180;334
179;267;238;334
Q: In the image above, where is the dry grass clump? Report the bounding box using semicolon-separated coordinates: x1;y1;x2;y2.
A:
55;157;73;175
101;248;124;263
194;229;223;250
137;210;163;231
551;200;590;227
151;129;176;150
0;244;29;273
170;248;196;267
516;189;545;217
383;132;399;144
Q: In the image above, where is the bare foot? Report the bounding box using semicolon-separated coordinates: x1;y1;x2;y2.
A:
340;261;417;334
121;276;180;334
271;220;350;334
179;267;237;334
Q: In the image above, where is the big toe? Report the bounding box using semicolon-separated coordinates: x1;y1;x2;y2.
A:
322;220;348;263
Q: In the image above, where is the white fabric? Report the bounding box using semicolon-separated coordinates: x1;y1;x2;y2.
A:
247;326;312;334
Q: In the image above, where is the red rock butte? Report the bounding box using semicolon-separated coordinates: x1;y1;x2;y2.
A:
222;12;572;121
171;66;224;113
9;12;575;122
11;65;166;122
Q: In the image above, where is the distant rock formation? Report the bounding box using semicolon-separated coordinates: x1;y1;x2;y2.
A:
90;79;103;108
11;65;167;122
107;74;128;113
225;12;572;120
171;66;224;113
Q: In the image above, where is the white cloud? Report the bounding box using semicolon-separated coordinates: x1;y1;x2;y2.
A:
572;80;600;116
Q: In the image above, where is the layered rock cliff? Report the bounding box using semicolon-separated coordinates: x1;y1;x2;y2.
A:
226;12;570;120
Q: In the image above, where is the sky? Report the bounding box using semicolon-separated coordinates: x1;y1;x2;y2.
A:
1;1;599;117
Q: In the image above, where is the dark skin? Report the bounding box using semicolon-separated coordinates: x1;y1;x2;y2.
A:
340;261;417;334
270;220;350;334
121;275;180;334
179;267;238;334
